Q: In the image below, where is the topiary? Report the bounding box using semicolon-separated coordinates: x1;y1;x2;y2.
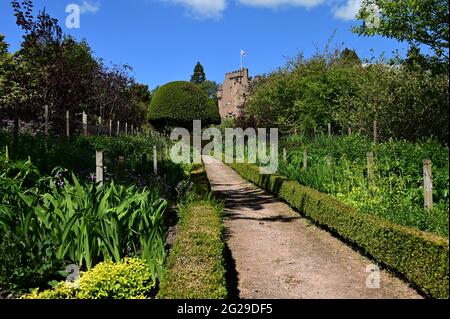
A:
207;99;221;125
148;81;210;131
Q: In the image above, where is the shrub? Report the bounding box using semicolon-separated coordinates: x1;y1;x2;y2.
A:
148;81;210;130
157;200;227;299
279;135;449;236
0;155;167;293
23;258;155;299
207;98;221;125
230;162;449;299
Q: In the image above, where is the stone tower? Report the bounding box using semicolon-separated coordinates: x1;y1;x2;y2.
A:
217;68;250;119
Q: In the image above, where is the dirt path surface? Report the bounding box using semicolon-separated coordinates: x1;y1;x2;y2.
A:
202;156;422;299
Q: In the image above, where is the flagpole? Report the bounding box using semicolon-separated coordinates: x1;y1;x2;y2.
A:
240;51;243;70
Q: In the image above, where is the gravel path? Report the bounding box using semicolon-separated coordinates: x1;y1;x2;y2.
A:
203;156;422;299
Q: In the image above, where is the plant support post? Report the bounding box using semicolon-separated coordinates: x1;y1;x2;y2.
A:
373;120;378;144
423;159;433;210
153;145;158;176
367;152;374;181
96;150;104;185
82;112;88;136
303;148;308;171
44;105;49;135
66;111;70;138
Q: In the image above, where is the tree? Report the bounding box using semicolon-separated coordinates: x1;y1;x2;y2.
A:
190;62;206;84
148;81;210;131
3;0;149;135
354;0;449;62
339;48;362;66
200;80;219;99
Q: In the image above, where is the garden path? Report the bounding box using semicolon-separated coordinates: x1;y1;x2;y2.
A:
202;155;422;299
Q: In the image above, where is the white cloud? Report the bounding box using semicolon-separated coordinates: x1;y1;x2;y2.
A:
165;0;227;19
332;0;361;20
160;0;363;20
238;0;325;9
79;1;101;14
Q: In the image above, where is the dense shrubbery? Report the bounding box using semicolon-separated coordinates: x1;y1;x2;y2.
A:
278;134;449;236
244;50;449;143
23;258;156;299
0;132;178;186
148;81;211;130
230;162;449;299
0;153;167;295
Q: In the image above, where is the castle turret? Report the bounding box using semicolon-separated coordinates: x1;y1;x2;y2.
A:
217;68;250;119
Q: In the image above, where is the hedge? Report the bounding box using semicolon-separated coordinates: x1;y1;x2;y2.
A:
157;202;227;299
157;166;227;299
148;81;210;129
230;163;449;299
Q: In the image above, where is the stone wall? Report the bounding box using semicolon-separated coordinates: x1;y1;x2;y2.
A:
217;68;250;119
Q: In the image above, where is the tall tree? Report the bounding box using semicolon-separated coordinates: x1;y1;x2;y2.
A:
190;62;206;84
339;48;362;66
353;0;449;62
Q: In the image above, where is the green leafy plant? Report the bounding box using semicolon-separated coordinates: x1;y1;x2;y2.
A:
23;258;156;299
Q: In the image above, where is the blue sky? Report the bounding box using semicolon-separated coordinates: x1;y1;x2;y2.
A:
0;0;408;89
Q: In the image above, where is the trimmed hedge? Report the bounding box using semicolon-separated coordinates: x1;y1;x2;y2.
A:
157;164;227;299
148;81;210;129
207;98;221;125
157;202;227;299
230;163;449;299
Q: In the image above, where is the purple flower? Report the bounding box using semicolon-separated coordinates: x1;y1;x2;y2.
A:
88;173;96;183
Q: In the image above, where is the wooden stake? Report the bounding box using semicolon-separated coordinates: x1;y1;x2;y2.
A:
303;148;308;171
283;148;287;162
328;123;331;137
153;145;158;176
109;120;112;137
373;120;378;144
82;112;88;136
96;150;104;185
348;127;352;136
423;160;433;210
66;111;70;138
44;105;49;135
367;152;374;181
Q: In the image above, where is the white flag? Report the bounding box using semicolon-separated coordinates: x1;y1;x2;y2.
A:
240;50;247;57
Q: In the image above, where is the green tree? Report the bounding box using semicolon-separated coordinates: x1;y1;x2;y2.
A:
339;48;362;66
354;0;449;62
148;81;210;131
200;80;219;99
190;62;206;84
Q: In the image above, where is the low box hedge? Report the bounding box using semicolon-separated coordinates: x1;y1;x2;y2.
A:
230;163;449;299
157;202;227;299
157;165;227;299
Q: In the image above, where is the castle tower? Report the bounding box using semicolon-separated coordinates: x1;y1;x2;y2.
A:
217;68;250;119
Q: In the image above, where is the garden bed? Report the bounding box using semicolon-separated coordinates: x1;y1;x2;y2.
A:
230;162;449;299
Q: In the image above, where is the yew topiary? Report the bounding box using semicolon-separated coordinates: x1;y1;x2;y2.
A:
148;81;211;130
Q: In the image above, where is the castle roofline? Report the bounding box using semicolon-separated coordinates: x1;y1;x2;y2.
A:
225;68;249;76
